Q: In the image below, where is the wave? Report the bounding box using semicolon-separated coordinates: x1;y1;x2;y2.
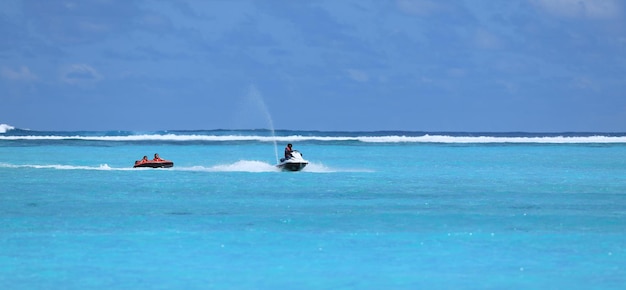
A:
0;124;15;133
1;133;626;143
2;127;626;143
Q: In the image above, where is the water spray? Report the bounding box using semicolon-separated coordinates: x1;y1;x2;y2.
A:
248;85;279;163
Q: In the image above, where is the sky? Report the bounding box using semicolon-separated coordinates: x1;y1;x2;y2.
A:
1;0;625;132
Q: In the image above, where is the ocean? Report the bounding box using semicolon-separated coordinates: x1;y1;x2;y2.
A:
1;125;625;289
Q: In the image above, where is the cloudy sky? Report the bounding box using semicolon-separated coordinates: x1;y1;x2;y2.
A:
1;0;625;132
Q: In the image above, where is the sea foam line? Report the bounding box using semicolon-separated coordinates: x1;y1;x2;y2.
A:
0;163;123;171
0;161;367;173
169;161;365;173
1;134;626;143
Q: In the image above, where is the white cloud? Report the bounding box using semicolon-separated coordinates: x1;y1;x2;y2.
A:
1;66;38;81
571;76;595;90
396;0;445;16
531;0;621;19
474;29;502;50
61;64;103;84
138;13;174;33
447;68;466;78
346;69;369;82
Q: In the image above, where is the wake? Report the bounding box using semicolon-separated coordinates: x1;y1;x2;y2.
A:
0;161;368;173
0;163;128;171
174;160;362;173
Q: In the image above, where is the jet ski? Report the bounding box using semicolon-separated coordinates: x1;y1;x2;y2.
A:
277;150;308;171
133;160;174;168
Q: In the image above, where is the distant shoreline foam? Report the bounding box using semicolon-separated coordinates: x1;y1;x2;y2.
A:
1;125;626;143
1;133;626;143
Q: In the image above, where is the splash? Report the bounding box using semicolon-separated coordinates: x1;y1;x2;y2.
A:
175;161;362;173
247;85;279;163
0;124;15;133
205;160;278;172
303;162;374;173
0;161;369;173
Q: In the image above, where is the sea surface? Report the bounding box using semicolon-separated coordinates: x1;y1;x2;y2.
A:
1;125;626;289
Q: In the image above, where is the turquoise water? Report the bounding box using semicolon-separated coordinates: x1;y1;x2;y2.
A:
1;129;626;289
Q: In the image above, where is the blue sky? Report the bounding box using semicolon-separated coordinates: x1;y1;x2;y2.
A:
1;0;625;132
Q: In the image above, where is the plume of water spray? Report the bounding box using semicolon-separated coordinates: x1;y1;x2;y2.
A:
248;85;279;163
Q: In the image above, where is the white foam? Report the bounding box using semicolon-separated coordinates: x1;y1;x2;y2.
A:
0;161;371;173
0;163;129;171
206;160;279;172
1;133;625;143
302;162;374;173
0;124;15;133
367;134;626;144
169;161;370;173
125;161;279;173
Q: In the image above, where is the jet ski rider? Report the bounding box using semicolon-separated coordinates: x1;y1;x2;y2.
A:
282;143;293;161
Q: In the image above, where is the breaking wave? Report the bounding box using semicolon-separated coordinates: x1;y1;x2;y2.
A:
1;133;626;143
1;126;625;143
0;124;15;133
